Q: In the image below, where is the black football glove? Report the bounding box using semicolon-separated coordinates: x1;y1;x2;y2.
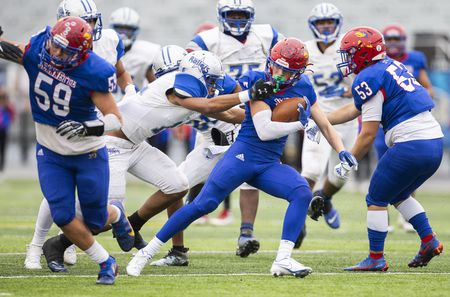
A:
0;26;3;37
250;79;274;101
56;119;104;140
211;128;230;146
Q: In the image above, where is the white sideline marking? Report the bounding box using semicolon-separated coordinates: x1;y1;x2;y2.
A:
1;272;450;279
0;250;367;256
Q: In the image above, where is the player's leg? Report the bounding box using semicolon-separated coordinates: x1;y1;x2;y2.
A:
250;163;313;278
345;139;443;271
298;131;331;247
74;147;118;284
314;121;358;229
390;139;444;267
151;143;223;266
24;199;54;269
127;142;255;276
126;142;189;246
235;185;260;257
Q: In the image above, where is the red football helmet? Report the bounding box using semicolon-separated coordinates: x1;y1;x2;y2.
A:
337;26;386;76
266;38;310;89
42;16;93;69
194;22;217;35
382;24;407;58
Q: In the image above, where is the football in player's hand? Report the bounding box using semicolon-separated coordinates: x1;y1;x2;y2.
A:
272;97;307;122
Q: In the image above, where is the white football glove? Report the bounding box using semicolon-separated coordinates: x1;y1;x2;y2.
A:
305;120;320;144
334;162;352;180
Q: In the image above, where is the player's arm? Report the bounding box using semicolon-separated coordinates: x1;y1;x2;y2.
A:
349;91;383;160
327;102;361;125
311;102;345;153
170;91;244;114
0;27;26;65
115;59;135;93
145;66;157;83
205;107;245;124
417;69;434;97
250;100;304;141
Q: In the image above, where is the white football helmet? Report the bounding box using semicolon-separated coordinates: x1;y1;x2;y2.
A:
56;0;102;41
152;45;188;78
109;7;140;50
308;3;343;44
217;0;255;36
179;51;225;93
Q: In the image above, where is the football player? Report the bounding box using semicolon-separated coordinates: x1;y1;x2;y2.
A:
25;0;138;269
299;3;357;241
109;7;161;93
148;45;243;266
186;0;285;255
377;24;434;232
328;27;443;271
126;38;357;278
0;17;126;284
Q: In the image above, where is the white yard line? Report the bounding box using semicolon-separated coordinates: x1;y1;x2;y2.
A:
1;272;450;279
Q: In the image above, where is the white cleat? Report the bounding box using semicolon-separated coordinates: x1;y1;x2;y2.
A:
24;244;43;270
64;244;77;265
270;258;312;278
126;249;152;276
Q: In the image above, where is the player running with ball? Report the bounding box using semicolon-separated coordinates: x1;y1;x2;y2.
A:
126;38;357;278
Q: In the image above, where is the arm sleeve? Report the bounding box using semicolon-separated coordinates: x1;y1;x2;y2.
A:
115;33;125;61
361;91;383;122
174;73;208;98
252;109;303;141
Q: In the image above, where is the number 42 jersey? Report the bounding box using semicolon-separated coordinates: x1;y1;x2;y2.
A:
22;26;117;155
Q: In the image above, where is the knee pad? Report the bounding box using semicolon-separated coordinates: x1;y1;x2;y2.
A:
51;207;75;228
288;186;313;204
80;204;108;230
194;196;220;214
162;170;190;194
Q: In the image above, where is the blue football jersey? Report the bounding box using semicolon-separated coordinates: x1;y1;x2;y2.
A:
352;57;434;131
237;71;317;158
22;27;117;127
399;50;427;79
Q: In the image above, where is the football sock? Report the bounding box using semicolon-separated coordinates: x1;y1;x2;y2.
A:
142;237;164;258
172;245;188;253
84;240;109;264
275;240;295;261
223;195;231;210
367;210;388;253
396;197;432;240
240;223;254;237
281;187;311;242
370;252;384;260
31;199;54;246
156;202;203;242
128;211;147;232
109;204;121;224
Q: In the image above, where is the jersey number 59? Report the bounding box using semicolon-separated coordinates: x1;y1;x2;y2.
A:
34;72;71;116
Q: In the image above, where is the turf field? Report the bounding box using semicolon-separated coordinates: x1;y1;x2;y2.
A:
0;179;449;297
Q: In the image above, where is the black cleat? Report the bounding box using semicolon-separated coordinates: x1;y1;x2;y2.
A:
294;224;307;249
43;236;68;273
308;194;325;221
236;235;260;258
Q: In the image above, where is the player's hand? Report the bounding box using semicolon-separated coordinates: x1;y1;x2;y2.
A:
56;120;87;140
0;26;3;37
334;151;358;180
305;120;320;144
250;79;274;101
297;97;311;128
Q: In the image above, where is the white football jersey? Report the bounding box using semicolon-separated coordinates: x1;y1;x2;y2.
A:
304;39;353;113
121;40;161;88
189;113;239;144
119;71;200;144
93;29;122;66
187;25;283;79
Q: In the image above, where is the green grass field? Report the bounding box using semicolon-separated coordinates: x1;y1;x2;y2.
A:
0;179;449;297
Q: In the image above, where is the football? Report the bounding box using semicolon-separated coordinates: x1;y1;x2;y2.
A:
271;97;307;122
